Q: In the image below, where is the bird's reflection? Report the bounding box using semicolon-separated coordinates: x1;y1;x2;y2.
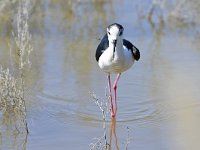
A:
108;117;119;150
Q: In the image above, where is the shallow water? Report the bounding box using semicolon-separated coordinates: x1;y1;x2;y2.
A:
1;0;200;150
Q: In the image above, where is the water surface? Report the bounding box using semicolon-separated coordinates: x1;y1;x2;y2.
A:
0;0;200;150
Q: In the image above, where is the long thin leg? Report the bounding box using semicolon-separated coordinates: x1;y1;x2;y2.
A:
108;74;114;117
113;73;121;115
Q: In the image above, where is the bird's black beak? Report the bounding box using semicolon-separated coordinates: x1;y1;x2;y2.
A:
113;40;117;59
113;40;117;52
113;40;117;48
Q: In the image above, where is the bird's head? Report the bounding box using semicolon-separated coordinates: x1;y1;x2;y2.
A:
107;23;124;47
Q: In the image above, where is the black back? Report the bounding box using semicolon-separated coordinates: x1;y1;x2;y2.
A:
123;39;140;61
95;34;109;62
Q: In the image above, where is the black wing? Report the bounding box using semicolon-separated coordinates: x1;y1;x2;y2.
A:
95;34;109;62
123;39;140;61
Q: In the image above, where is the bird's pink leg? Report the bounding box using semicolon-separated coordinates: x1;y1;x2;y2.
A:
113;73;121;115
108;75;115;118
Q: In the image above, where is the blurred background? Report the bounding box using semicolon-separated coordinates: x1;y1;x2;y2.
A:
0;0;200;149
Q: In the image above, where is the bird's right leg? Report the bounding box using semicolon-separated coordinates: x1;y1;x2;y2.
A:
108;74;115;117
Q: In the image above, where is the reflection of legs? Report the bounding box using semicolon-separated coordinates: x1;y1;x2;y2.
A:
113;118;119;150
107;75;114;117
109;121;113;150
109;118;119;150
113;73;121;115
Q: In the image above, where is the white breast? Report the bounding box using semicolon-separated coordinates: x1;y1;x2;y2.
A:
98;45;135;74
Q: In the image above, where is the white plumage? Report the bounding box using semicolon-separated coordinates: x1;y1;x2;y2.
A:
98;44;135;73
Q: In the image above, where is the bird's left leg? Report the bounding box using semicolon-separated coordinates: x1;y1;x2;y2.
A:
113;73;121;115
108;74;114;117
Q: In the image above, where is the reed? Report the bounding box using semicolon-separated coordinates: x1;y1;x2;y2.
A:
0;66;27;132
147;0;200;25
125;127;131;150
89;91;109;150
14;0;33;70
0;0;33;134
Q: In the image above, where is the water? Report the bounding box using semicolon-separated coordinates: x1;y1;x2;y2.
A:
1;0;200;150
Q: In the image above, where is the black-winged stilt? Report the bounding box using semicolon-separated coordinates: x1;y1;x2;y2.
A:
95;23;140;118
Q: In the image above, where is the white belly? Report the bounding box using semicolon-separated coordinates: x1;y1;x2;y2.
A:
98;46;135;74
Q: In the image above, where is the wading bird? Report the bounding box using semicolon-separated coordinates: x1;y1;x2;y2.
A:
95;23;140;118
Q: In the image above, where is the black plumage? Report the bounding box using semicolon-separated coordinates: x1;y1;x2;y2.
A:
95;34;109;62
123;39;140;61
95;34;140;62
